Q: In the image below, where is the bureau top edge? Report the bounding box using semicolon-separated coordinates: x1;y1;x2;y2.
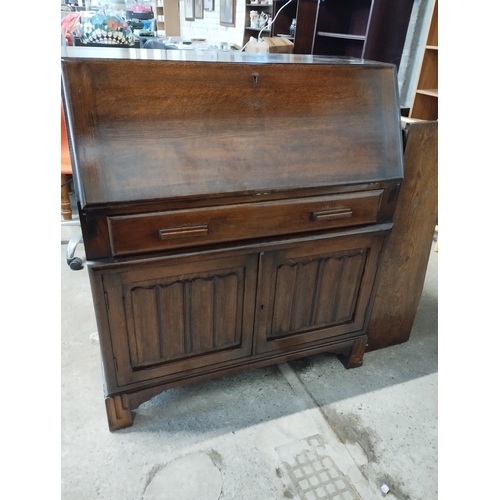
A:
60;46;397;67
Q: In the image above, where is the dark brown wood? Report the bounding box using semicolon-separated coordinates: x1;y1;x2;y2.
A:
105;394;133;431
107;190;384;257
366;120;438;350
61;49;404;430
363;0;415;67
99;252;258;388
302;0;414;68
61;50;402;207
254;230;385;354
346;336;368;368
291;0;317;54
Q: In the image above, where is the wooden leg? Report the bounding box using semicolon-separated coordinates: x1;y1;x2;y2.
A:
105;394;134;431
347;336;367;368
338;336;367;369
61;174;72;220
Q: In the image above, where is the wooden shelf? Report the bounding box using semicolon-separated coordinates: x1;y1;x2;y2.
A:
245;27;271;32
243;0;298;48
316;32;366;41
410;0;438;121
155;0;180;37
243;0;413;63
311;0;414;66
416;89;438;98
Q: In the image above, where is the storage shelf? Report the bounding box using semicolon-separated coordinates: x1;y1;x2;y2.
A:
316;32;366;41
243;0;297;50
416;89;438;98
410;0;438;120
311;0;414;63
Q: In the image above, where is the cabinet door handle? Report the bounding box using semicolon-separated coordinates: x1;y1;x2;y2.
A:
311;208;353;221
158;224;209;240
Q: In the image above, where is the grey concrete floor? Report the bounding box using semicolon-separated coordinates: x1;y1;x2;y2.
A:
61;221;438;500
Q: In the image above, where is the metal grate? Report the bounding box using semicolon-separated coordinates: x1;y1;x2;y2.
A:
278;436;360;500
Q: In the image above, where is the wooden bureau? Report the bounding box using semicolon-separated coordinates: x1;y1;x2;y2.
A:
61;47;403;431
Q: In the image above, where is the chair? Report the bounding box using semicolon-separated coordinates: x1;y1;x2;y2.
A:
61;104;84;270
142;38;179;50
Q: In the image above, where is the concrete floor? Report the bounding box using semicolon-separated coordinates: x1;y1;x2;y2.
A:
61;221;438;500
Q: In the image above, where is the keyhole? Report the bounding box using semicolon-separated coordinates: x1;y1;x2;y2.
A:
252;73;259;84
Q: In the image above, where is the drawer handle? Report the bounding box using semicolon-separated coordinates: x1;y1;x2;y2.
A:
159;224;209;240
311;208;353;221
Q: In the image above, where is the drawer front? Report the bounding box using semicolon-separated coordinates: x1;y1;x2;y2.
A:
108;190;383;256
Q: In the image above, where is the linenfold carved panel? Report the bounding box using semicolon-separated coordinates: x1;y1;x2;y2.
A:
269;251;366;339
125;271;243;368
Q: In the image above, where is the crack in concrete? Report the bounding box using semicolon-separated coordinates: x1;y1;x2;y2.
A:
206;449;224;500
141;463;165;499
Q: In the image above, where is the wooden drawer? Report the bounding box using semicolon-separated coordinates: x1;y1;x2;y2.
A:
107;190;383;256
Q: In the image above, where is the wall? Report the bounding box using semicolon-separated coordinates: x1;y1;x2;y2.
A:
177;0;246;48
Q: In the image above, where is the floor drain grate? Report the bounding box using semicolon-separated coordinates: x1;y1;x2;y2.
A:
278;436;360;500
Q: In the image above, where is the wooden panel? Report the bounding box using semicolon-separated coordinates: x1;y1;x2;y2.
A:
107;190;384;256
271;263;297;335
255;230;385;353
290;260;318;331
103;252;258;386
314;257;343;324
213;274;238;348
334;252;364;322
269;250;366;339
293;0;318;54
189;278;215;353
363;0;414;67
125;271;243;369
164;0;180;36
129;287;162;366
367;120;438;350
159;281;186;358
61;49;403;206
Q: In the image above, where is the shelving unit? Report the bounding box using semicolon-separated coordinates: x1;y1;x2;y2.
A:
155;0;180;37
270;0;298;39
243;1;300;48
155;0;165;36
311;0;414;68
410;0;438;120
243;2;274;48
243;0;413;65
313;0;372;57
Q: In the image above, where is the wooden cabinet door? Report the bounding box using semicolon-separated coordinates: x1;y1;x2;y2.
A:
254;231;386;354
102;252;258;387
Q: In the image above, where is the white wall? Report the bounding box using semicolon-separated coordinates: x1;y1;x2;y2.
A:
178;0;246;48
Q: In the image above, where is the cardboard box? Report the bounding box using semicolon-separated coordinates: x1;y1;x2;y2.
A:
245;37;294;54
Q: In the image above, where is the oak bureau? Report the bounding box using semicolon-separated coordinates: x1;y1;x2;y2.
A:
61;47;403;431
